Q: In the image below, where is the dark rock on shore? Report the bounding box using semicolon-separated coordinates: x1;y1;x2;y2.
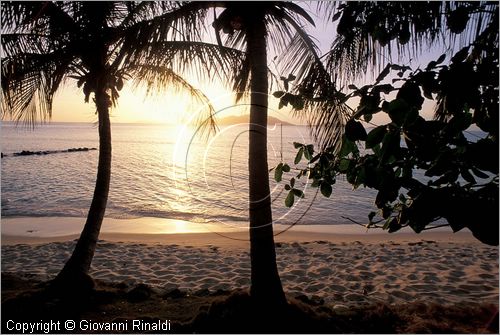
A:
10;147;97;157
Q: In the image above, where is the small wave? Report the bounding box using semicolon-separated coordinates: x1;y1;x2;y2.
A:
103;208;248;224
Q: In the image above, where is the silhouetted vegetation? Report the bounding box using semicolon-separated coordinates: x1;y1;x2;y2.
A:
275;1;499;245
1;1;240;291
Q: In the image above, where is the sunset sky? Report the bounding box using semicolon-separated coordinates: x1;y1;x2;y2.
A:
47;10;339;125
23;6;443;127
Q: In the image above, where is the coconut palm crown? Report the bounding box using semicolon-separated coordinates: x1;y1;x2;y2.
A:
1;1;241;291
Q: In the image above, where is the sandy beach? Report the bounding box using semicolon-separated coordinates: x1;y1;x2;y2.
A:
2;217;498;309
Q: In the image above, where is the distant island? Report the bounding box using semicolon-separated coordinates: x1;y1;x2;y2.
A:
217;115;294;126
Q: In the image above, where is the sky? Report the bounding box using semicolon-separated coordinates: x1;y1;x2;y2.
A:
8;2;447;127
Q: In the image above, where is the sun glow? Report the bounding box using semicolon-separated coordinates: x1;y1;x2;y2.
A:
49;80;224;125
47;78;306;126
172;220;191;234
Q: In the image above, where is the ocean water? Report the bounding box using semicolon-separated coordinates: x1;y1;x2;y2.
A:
1;121;379;227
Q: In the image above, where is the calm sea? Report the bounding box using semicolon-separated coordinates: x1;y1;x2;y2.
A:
1;121;378;226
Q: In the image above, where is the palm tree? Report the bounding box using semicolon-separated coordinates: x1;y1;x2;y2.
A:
1;1;240;292
175;1;334;306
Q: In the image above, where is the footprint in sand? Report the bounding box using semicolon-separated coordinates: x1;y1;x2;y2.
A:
478;273;496;279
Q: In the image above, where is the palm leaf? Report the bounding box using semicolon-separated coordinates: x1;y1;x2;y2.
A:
128;63;218;136
1;53;71;125
323;1;498;84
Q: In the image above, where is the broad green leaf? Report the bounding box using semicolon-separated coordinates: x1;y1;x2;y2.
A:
461;169;476;184
304;145;314;160
282;164;291;172
293;188;304;198
290;177;295;188
450;112;472;131
366;125;387;149
339;158;350;172
272;91;285;98
294;147;304;164
436;53;446;64
380;131;401;162
320;182;332;198
381;101;390;112
451;46;469;64
387;99;410;126
293;142;303;149
377;84;394;94
387;218;401;233
331;10;342;22
355;166;366;185
339;136;356;157
345;119;368;141
284;81;289;91
285;184;291;191
285;190;295;207
274;163;283;182
426;60;437;71
395;167;402;178
292;97;305;110
376;63;392;82
382;218;391;230
397;82;424;109
310;153;320;164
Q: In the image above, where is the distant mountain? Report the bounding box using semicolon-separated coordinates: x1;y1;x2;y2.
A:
217;114;294;126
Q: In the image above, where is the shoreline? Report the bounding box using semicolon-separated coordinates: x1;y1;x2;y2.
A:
1;216;479;246
2;216;498;332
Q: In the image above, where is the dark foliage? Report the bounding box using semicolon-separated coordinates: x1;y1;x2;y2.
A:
275;2;499;245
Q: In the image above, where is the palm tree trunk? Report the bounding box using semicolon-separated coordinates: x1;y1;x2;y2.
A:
53;87;112;290
247;19;287;306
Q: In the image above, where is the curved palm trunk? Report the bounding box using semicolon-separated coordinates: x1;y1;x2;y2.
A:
53;87;112;290
247;20;287;306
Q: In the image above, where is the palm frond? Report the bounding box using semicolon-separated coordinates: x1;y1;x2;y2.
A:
289;51;351;151
275;2;315;26
116;2;169;29
1;33;51;57
233;55;251;102
266;5;348;151
1;52;72;125
117;1;219;57
324;1;498;84
119;40;243;89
